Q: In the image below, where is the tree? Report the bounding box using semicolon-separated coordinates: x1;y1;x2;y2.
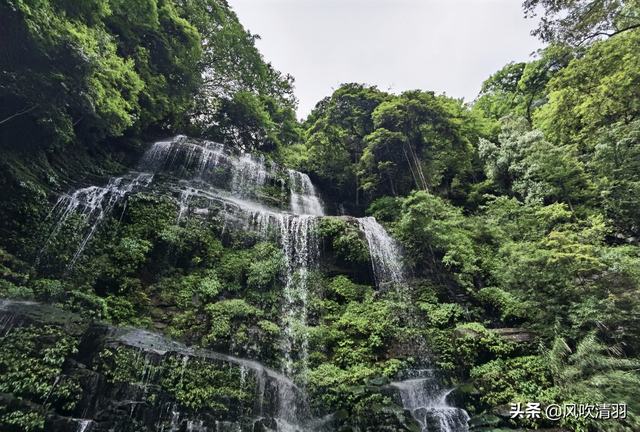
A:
536;30;640;149
0;0;144;147
543;334;640;431
524;0;640;45
303;87;487;210
474;45;574;124
0;0;204;148
591;120;640;235
304;84;391;208
178;0;299;150
479;114;590;210
360;91;477;201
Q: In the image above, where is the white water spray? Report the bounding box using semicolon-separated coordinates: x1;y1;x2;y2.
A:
391;369;469;432
357;216;407;287
287;169;324;216
49;172;153;267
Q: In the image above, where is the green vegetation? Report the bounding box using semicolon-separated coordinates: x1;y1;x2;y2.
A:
0;325;82;431
97;346;253;413
0;0;639;431
0;0;298;154
300;84;485;213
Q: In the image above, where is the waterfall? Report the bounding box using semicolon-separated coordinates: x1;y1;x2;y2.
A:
100;324;312;431
137;136;226;183
45;136;323;266
277;214;319;377
391;369;469;432
137;136;278;206
287;169;324;216
45;172;153;267
357;216;407;287
136;137;322;217
74;419;93;432
38;136;471;431
230;153;270;200
357;220;471;432
44;135;324;397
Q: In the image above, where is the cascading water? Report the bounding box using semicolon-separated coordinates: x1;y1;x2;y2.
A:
109;327;310;431
47;136;324;266
357;219;470;432
136;137;323;378
229;153;270;200
43;136;327;430
137;136;286;208
74;419;93;432
45;172;153;267
277;214;319;377
357;216;408;286
390;369;469;432
41;135;470;432
287;169;324;216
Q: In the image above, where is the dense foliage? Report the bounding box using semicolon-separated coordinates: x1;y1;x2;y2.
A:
0;1;639;431
292;22;640;432
0;0;299;152
290;84;487;214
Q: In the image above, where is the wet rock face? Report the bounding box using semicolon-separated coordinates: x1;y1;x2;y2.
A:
0;300;466;432
2;137;474;432
389;369;470;432
331;215;359;226
0;300;317;432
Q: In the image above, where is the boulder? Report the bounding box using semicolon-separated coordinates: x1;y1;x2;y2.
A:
492;404;513;418
333;215;360;226
492;328;535;343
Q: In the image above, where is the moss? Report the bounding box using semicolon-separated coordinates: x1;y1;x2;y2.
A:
451;323;516;368
166;358;253;412
469;356;553;407
0;409;45;432
0;280;34;300
204;299;262;344
328;275;371;303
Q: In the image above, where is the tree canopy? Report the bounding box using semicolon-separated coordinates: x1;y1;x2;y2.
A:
0;0;298;152
300;84;488;214
524;0;640;45
1;1;640;431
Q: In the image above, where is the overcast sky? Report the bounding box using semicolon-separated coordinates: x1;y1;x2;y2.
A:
226;0;545;119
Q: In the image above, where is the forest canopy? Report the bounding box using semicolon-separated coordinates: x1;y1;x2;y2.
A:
0;0;299;151
0;1;639;431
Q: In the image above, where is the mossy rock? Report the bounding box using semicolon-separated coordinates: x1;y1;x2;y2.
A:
368;376;391;386
0;299;88;332
468;413;501;429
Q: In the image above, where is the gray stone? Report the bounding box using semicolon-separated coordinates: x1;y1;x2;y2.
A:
492;328;535;343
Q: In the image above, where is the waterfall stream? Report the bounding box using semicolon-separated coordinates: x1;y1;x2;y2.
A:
46;172;153;267
41;136;470;432
357;216;408;287
357;220;468;432
111;327;310;430
391;369;470;432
